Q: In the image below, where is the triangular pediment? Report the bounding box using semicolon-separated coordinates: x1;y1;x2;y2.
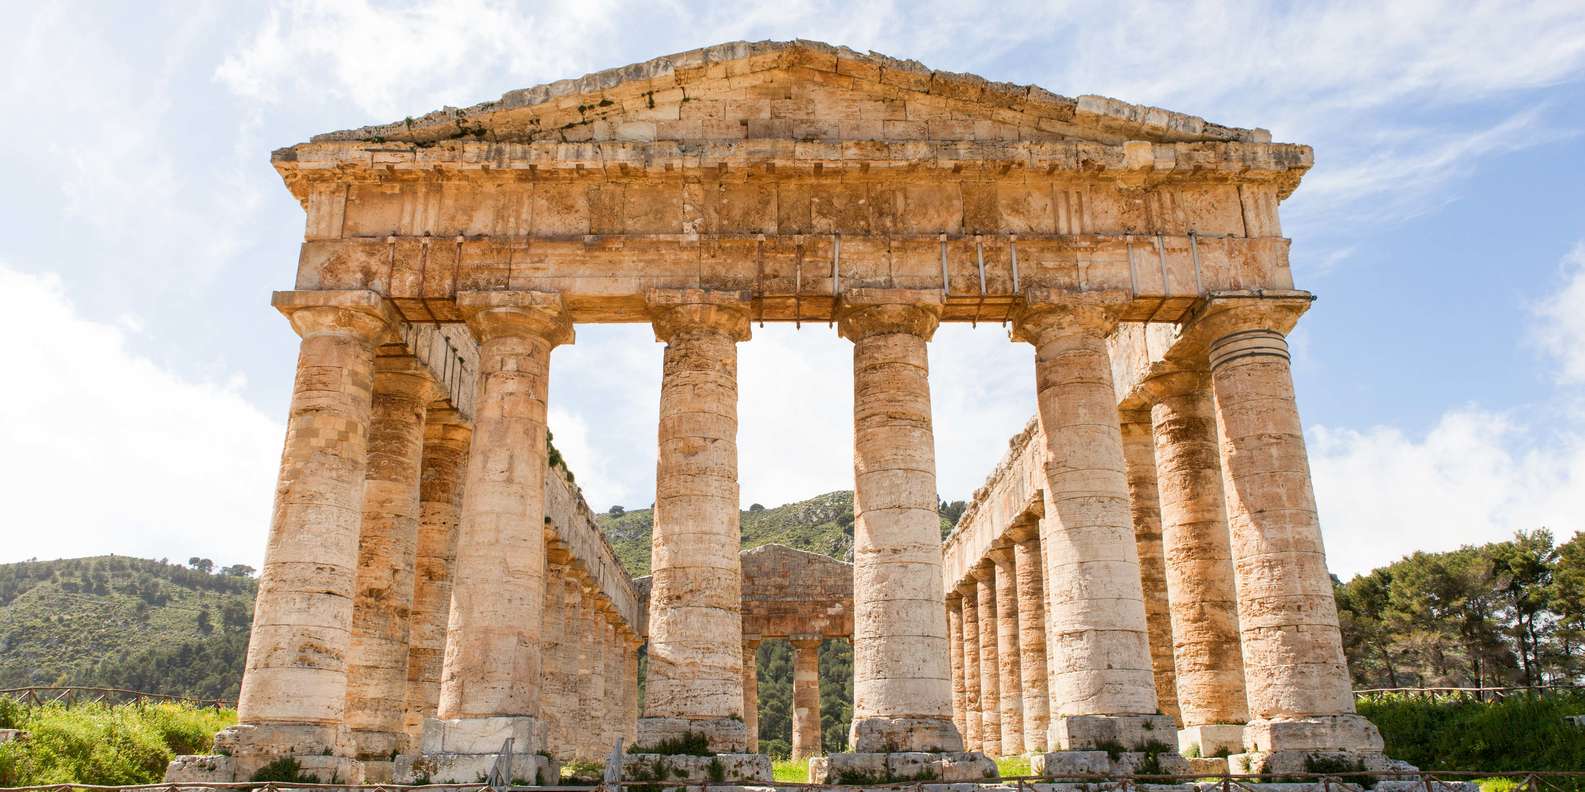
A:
740;542;851;574
309;40;1268;149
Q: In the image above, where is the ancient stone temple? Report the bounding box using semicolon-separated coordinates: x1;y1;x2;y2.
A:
167;38;1396;787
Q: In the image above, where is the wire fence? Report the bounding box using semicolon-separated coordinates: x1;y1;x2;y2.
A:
0;687;234;710
1354;684;1585;703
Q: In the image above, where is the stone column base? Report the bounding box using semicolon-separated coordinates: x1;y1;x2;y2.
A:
1048;713;1179;751
392;716;555;785
849;716;965;753
620;753;771;783
812;751;996;784
1243;715;1385;753
1228;749;1404;777
164;723;365;783
635;716;748;754
1178;723;1246;757
1033;749;1190;777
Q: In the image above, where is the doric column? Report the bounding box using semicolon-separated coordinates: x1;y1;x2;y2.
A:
837;289;963;754
946;594;967;739
435;291;570;756
640;289;752;753
237;290;396;757
1119;409;1182;725
538;552;576;760
577;584;605;760
1010;290;1171;750
1146;369;1249;754
971;563;1001;757
742;638;761;753
1011;528;1049;752
347;353;440;764
791;639;823;760
957;585;983;752
989;547;1024;755
401;409;470;748
623;634;641;746
1187;296;1382;760
602;610;623;756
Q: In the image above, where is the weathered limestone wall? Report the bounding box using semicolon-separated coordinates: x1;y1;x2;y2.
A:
740;544;854;641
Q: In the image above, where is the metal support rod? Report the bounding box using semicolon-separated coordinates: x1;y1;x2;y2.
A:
830;233;840;329
1189;230;1204;293
1009;234;1020;295
1154;233;1168;293
1126;235;1138;297
939;233;950;298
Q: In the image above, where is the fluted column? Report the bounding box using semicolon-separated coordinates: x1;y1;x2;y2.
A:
1189;297;1382;757
402;409;470;748
837;289;962;753
957;585;983;752
989;548;1024;755
1010;290;1170;750
971;563;1001;757
346;354;440;764
602;610;623;756
1147;369;1249;753
640;289;752;753
438;291;571;732
946;594;967;740
791;639;823;760
1120;410;1182;725
1011;528;1049;752
237;290;396;757
742;639;761;753
623;634;641;746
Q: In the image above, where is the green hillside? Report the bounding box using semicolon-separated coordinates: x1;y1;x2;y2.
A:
598;490;959;577
0;556;254;700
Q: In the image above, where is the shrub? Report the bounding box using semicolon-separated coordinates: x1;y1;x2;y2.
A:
0;699;235;786
1359;691;1585;779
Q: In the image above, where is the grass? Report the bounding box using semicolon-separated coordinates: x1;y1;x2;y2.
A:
0;698;235;786
995;754;1031;778
772;758;808;782
1358;691;1585;781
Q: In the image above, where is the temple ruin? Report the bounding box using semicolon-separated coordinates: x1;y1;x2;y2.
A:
166;38;1397;787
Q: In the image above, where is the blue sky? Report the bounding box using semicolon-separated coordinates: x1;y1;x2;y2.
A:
2;1;1582;577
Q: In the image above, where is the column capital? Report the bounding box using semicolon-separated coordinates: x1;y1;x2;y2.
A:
986;544;1015;567
457;290;574;346
1006;517;1040;544
968;560;995;583
272;289;400;342
1118;405;1155;428
646;288;752;342
955;579;978;599
836;288;943;341
1138;365;1213;403
1171;290;1313;361
790;637;823;650
373;352;443;403
424;405;472;444
1008;288;1129;345
743;637;763;649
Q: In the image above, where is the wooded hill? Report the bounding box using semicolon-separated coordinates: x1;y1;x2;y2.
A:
0;556;254;699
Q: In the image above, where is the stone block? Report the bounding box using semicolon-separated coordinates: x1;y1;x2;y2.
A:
1049;714;1180;751
0;729;23;744
418;715;545;754
1243;716;1384;753
619;752;772;783
1228;750;1393;777
817;752;995;784
851;716;966;752
635;716;749;753
1033;750;1188;778
1376;783;1478;792
396;751;555;785
1178;724;1246;757
1184;757;1228;776
163;754;235;783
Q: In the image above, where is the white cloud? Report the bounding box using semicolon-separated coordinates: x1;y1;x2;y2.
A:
1312;241;1585;578
1534;242;1585;384
1310;407;1585;579
0;265;282;567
